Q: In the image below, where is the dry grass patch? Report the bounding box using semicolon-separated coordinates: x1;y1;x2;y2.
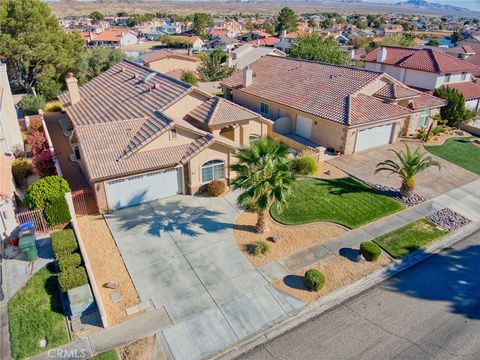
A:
234;211;347;267
273;254;392;303
314;161;348;179
119;336;154;360
77;214;141;325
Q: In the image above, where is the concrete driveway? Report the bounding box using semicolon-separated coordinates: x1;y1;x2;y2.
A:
328;142;479;198
105;191;304;360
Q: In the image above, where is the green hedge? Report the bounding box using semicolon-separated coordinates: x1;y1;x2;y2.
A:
359;241;381;262
23;176;71;210
57;253;82;272
44;196;71;227
291;154;319;176
304;269;325;292
51;229;78;259
58;266;88;292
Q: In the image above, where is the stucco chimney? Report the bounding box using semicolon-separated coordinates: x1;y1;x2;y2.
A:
226;53;234;67
377;47;388;63
243;65;253;87
66;72;81;105
281;29;287;40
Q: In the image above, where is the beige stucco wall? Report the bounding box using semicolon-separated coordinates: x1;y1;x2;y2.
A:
147;58;199;74
403;108;441;136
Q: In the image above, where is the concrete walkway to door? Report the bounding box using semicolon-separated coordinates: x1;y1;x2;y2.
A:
105;191;304;360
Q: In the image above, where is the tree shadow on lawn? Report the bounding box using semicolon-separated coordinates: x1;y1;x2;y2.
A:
111;199;232;237
314;177;378;197
385;243;480;320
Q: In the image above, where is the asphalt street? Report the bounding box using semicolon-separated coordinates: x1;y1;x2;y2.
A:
237;230;480;360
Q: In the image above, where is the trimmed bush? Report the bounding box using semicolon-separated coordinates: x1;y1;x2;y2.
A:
20;95;46;116
251;240;269;256
181;70;198;85
43;100;64;112
432;125;448;136
11;158;33;186
44;195;71;227
304;269;325;292
23;176;71;210
359;241;381;262
291;154;319;176
207;180;226;197
57;253;82;272
58;266;88;292
51;229;78;259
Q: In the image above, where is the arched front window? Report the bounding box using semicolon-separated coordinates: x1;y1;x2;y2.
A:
201;160;225;184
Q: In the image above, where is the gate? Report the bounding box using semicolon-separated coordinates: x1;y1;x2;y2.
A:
72;188;98;215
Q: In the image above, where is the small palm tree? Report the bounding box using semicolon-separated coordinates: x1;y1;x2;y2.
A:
375;144;441;197
231;137;296;233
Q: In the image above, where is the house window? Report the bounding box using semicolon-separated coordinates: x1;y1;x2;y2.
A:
419;111;429;128
461;72;467;81
201;160;225;184
444;73;451;83
260;103;270;115
170;129;177;139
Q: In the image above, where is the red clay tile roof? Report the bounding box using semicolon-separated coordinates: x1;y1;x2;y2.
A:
58;61;191;127
0;154;13;200
91;29;134;42
374;82;421;100
455;41;480;76
222;56;416;125
188;97;264;128
447;45;475;54
249;36;280;47
407;93;447;111
349;94;412;125
442;81;480;101
364;46;479;73
140;49;199;64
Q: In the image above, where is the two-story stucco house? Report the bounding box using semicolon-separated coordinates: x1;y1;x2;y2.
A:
221;56;446;156
364;46;480;111
58;60;272;213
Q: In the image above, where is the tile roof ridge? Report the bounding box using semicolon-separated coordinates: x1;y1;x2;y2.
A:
218;97;259;118
74;117;147;128
206;97;222;125
346;94;353;125
427;49;441;73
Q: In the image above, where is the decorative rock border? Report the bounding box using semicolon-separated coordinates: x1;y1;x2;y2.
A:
427;208;471;232
367;183;428;207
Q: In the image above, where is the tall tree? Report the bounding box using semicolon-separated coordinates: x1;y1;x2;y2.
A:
450;31;463;44
276;7;298;33
378;34;417;48
0;0;84;99
74;46;125;85
231;138;296;233
193;12;213;38
89;11;104;23
375;145;440;197
433;87;475;126
197;49;235;81
289;33;349;65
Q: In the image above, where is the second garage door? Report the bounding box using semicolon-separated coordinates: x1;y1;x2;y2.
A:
105;168;181;211
296;115;313;139
355;124;393;152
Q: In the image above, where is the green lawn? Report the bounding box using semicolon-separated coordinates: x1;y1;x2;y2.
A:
425;137;480;175
92;350;120;360
8;264;70;360
270;177;404;229
373;218;448;259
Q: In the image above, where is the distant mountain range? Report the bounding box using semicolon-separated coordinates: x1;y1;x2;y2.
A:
394;0;471;12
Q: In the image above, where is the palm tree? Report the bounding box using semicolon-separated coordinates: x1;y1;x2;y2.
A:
375;144;441;197
231;137;296;233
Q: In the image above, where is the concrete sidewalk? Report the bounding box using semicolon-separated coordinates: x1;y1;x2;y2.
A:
259;179;480;282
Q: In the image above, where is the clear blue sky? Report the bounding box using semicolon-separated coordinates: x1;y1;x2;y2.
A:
362;0;480;12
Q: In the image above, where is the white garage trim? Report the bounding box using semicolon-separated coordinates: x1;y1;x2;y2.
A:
295;115;313;140
105;167;182;211
355;124;393;152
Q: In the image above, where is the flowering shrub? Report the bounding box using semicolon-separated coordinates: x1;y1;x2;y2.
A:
32;149;57;177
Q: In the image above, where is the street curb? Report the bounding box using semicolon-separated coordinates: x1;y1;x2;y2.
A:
206;221;480;360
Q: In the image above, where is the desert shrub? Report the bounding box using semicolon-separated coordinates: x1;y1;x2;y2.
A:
51;229;78;258
44;195;71;227
181;70;198;85
20;95;46;116
304;269;325;292
416;128;430;141
58;266;88;292
11;158;33;186
251;240;269;256
207;180;226;197
57;253;82;272
44;100;64;112
291;154;319;175
359;241;381;262
432;125;448;136
23;176;71;210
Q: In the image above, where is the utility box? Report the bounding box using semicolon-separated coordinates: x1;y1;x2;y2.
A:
67;284;96;318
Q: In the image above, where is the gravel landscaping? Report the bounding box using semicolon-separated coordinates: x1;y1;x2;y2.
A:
426;208;471;232
367;183;428;207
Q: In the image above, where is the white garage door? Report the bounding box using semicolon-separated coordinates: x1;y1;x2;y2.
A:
106;168;181;211
355;124;393;152
296;115;313;139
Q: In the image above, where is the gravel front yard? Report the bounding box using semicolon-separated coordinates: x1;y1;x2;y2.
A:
234;211;347;267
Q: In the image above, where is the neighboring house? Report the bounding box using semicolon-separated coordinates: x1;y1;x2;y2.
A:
448;40;480;77
239;30;271;42
207;36;240;51
274;31;300;54
0;153;17;242
229;44;285;70
0;62;23;153
88;29;139;47
140;50;200;75
167;36;205;52
58;61;272;213
364;46;480;108
221;56;445;155
249;36;280;47
209;29;236;38
442;82;480;112
382;24;404;37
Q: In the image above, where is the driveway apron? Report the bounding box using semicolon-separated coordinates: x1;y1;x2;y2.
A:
105;192;304;360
